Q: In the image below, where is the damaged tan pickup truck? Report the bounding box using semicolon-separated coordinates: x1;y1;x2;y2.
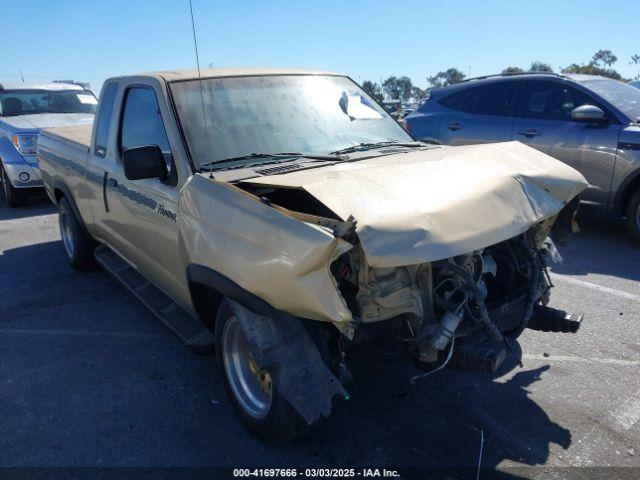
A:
39;68;588;442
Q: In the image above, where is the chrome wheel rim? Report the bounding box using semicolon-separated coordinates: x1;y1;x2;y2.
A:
60;213;75;258
222;315;272;419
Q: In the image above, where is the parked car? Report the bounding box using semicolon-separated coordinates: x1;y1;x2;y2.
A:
630;80;640;89
0;82;96;206
39;68;586;442
406;73;640;242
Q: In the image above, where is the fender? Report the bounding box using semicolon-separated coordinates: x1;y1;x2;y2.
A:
186;263;281;319
611;166;640;217
51;179;91;236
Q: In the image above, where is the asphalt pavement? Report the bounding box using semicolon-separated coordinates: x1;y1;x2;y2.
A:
1;196;638;479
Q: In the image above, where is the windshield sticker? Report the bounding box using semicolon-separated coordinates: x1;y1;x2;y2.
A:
77;94;98;105
339;92;383;120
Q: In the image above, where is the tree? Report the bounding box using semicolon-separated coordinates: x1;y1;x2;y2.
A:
382;76;413;101
361;80;383;102
426;68;465;88
411;86;426;101
530;61;554;72
382;76;399;100
396;76;413;102
561;50;624;80
631;54;640;80
592;49;617;68
502;66;524;74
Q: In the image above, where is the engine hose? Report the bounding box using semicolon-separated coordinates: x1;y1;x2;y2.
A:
434;262;503;342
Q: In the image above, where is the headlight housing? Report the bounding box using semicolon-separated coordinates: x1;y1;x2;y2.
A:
11;134;38;156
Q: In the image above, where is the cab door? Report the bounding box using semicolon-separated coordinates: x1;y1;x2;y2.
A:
512;80;621;211
100;84;189;305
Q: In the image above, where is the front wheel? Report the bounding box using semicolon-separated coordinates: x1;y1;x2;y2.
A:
1;164;29;207
214;300;304;443
58;196;96;270
626;188;640;244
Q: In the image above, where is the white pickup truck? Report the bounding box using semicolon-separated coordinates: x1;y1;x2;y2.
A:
39;68;587;442
0;82;95;206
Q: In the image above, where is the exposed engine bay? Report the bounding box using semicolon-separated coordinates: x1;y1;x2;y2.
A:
330;221;557;364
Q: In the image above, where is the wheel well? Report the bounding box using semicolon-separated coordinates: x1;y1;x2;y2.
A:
189;282;223;331
618;175;640;218
54;188;65;204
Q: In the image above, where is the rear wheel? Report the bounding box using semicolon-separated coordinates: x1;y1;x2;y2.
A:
58;196;96;270
626;188;640;244
214;300;303;443
1;163;29;207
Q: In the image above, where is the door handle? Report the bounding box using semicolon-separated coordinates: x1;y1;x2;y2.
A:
107;178;118;188
102;172;110;213
446;122;462;131
517;129;540;138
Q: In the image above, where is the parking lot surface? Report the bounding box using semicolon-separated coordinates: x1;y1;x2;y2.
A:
1;197;639;478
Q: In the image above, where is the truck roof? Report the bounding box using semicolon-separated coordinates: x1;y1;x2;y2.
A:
108;67;341;83
0;82;86;91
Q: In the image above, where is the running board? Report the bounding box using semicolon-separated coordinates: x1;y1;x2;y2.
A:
95;245;214;353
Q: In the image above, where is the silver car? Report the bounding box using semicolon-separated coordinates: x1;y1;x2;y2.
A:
406;73;640;242
0;82;96;206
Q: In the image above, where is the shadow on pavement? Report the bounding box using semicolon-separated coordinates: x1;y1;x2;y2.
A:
284;340;570;478
551;216;640;282
0;240;107;320
0;190;55;221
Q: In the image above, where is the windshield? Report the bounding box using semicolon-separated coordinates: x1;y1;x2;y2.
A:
581;78;640;122
0;89;97;117
170;75;412;169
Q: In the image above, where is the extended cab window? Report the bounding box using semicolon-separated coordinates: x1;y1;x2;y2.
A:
94;83;118;157
518;81;601;121
440;82;516;116
119;87;172;168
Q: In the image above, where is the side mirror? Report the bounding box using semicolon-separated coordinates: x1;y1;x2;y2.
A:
571;104;605;122
122;145;167;181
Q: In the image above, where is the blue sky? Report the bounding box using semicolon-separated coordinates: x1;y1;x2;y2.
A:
2;0;639;95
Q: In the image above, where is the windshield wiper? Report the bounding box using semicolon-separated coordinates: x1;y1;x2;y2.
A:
200;152;341;171
329;140;424;155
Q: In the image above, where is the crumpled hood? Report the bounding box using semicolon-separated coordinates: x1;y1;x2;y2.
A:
243;141;588;268
1;113;94;132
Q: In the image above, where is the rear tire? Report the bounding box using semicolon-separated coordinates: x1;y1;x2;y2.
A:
214;300;304;443
58;196;96;270
1;163;29;207
625;188;640;244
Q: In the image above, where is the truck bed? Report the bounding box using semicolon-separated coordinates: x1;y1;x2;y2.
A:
40;124;92;152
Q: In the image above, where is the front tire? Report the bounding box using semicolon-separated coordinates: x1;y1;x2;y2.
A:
214;300;303;443
1;163;29;207
58;196;96;270
626;188;640;244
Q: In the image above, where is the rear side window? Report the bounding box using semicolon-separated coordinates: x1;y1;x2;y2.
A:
518;81;597;121
440;82;516;116
94;83;118;157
